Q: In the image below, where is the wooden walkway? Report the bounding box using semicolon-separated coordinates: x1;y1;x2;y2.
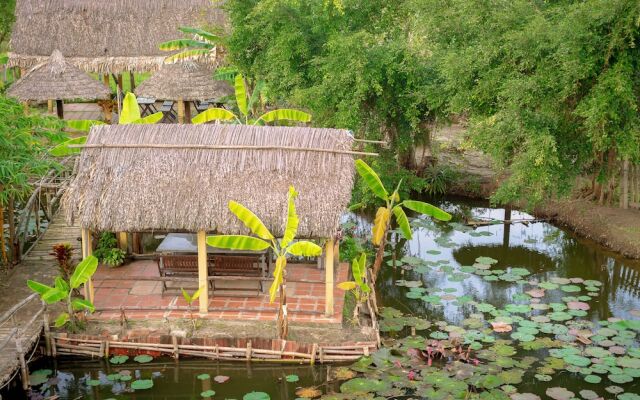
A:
0;213;80;390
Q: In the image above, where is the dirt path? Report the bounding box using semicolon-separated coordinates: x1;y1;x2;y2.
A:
535;199;640;259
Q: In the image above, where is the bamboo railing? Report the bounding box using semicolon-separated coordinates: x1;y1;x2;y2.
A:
13;157;76;262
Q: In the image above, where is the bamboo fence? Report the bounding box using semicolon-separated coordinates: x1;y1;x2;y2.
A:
48;333;377;364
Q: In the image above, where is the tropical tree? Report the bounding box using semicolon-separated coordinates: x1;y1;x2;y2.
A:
50;92;163;156
159;26;222;64
355;159;452;280
0;95;66;266
192;74;311;125
27;255;99;331
206;186;322;339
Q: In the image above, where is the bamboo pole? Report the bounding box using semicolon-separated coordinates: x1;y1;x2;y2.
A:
184;101;191;124
43;304;51;356
47;99;53;114
56;99;64;119
117;232;128;252
15;336;29;390
324;239;335;317
69;143;379;157
177;98;185;124
197;230;209;314
129;71;136;93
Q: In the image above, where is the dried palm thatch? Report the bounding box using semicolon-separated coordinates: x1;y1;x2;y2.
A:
7;50;111;102
135;63;233;101
64;125;356;238
8;0;225;74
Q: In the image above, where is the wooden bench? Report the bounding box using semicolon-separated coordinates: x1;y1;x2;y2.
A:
209;255;265;292
157;254;267;294
157;255;201;293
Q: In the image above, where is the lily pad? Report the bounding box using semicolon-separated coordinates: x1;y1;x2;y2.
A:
131;379;154;390
197;374;210;380
201;390;216;397
546;387;575;400
134;354;154;363
584;375;601;384
285;374;299;383
340;378;390;394
109;355;129;364
243;392;271;400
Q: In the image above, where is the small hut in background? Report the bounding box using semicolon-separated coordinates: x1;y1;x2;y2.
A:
135;63;233;123
7;50;111;119
64;124;356;315
8;0;225;90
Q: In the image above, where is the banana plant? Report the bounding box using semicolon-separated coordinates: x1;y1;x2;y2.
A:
337;253;371;324
192;74;311;126
206;186;322;339
159;26;222;64
181;287;201;331
27;255;99;330
50;92;163;156
355;159;453;280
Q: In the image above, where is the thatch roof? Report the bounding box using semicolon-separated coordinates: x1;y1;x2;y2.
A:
64;125;356;238
7;50;111;102
134;63;233;101
8;0;225;74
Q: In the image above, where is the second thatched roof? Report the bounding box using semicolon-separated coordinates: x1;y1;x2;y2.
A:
9;0;225;74
7;50;111;102
135;63;233;101
64;124;356;238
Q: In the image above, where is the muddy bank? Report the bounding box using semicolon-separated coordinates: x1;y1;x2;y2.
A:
534;199;640;260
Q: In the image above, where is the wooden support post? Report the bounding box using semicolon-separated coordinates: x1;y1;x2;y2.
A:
81;228;95;303
197;230;209;314
172;335;179;359
43;305;51;356
324;239;335;317
177;98;185;124
184;101;191;123
15;336;28;390
47;99;53;114
103;74;110;87
56;99;64;119
117;74;123;93
118;232;128;252
129;71;136;93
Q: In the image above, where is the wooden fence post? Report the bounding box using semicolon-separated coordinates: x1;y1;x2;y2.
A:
324;239;335;317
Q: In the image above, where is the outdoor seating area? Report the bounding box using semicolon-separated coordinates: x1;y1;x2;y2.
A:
90;259;348;324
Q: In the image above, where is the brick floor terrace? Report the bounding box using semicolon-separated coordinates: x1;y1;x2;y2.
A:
90;259;348;324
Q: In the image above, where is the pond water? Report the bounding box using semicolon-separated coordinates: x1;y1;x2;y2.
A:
6;197;640;400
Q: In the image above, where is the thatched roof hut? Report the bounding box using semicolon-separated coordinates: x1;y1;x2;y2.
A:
8;0;225;74
7;50;111;102
64;125;356;238
135;63;233;101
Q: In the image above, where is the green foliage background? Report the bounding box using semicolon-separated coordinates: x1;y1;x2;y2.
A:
223;0;640;206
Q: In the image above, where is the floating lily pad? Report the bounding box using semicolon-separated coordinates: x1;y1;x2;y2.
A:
201;390;216;398
285;374;299;383
584;375;601;384
243;392;271;400
197;373;210;380
131;379;154;390
134;354;154;363
608;373;633;384
546;387;575;400
109;355;129;364
340;378;390;394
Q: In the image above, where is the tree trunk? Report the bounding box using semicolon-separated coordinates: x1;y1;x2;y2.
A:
277;272;288;339
621;157;630;209
371;226;389;283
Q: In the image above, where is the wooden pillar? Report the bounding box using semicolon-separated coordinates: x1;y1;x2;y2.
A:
118;232;128;252
324;239;335;317
197;230;209;314
47;99;54;114
177;98;185;124
129;71;136;93
117;74;124;93
184;101;191;124
81;228;94;303
56;99;64;119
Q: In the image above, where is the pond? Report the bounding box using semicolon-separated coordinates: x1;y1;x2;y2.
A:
6;197;640;399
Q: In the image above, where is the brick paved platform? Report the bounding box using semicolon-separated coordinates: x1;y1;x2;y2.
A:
90;259;348;324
